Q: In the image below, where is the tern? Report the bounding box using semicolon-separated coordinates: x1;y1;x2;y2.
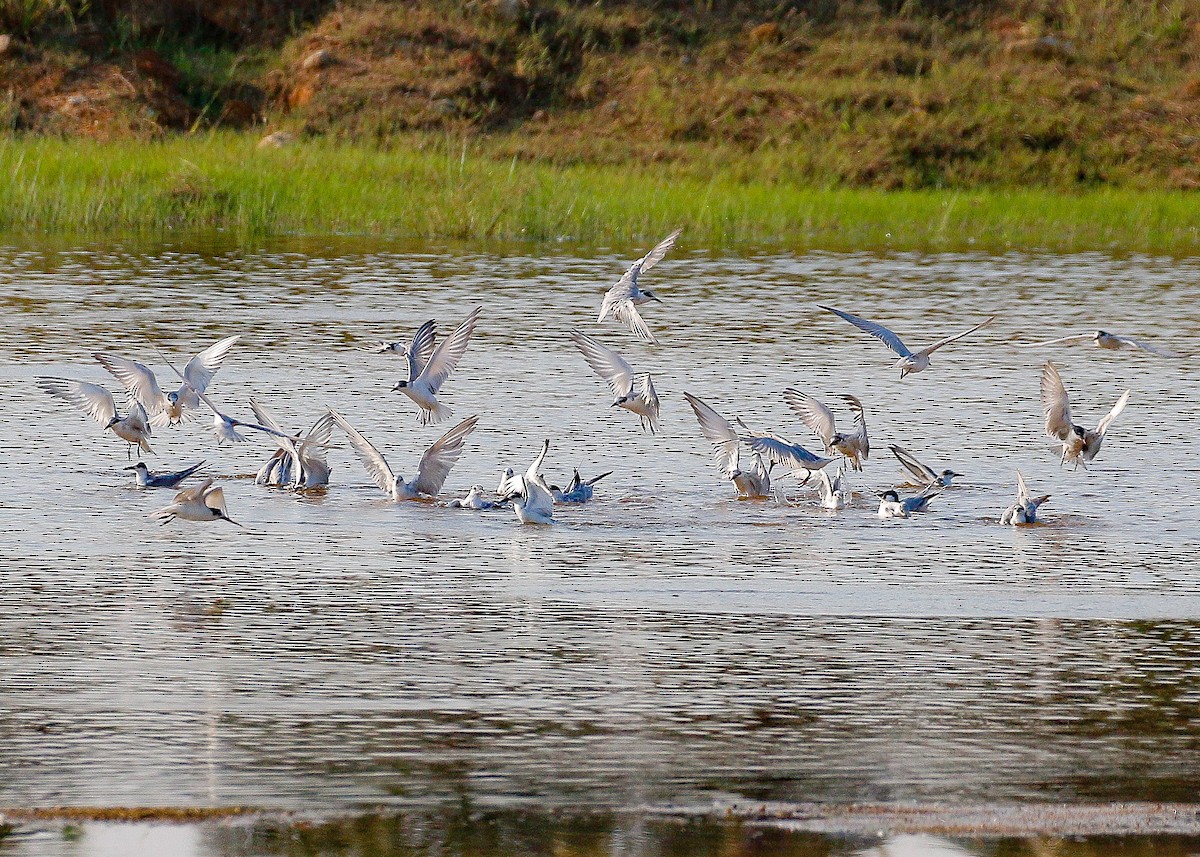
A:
249;398;336;489
785;389;869;471
1041;361;1130;469
551;469;612;503
1020;330;1181;358
503;475;556;524
743;428;835;485
877;486;940;519
448;486;503;510
815;466;850;510
151;478;241;526
682;392;772;498
570;330;660;433
328;409;479;501
95;335;239;427
597;228;681;344
393;307;481;425
1000;471;1051;525
888;445;961;488
819;305;995;378
125;461;205;489
187;385;302;446
38;377;153;458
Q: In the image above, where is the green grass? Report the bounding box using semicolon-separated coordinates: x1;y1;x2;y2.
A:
2;133;1199;251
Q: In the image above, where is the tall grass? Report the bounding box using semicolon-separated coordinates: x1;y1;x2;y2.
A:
2;133;1199;251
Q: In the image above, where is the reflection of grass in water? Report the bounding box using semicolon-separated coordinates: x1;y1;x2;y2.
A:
2;133;1200;252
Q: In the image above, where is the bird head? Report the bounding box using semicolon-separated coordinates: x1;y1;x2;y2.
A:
611;395;629;407
166;390;180;405
879;489;900;502
644;289;663;304
105;416;121;430
1094;330;1108;340
392;380;408;390
124;463;149;473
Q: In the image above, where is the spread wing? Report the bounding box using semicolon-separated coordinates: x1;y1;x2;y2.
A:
327;408;396;493
921;316;995;357
569;330;634;397
889;445;935;484
411;415;480;497
1016;470;1031;505
175;477;214;504
182;335;240;396
407;319;438;382
746;434;834;472
637;374;661;429
783;389;837;446
1097;390;1131;436
611;301;658;344
526;438;549;483
683;392;740;475
38;377;118;425
1113;335;1181;358
203;484;231;517
299;413;336;467
842;394;869;457
1017;332;1092;348
416;307;481;393
1040;361;1074;439
249;397;297;455
819;305;912;358
93;354;167;415
636;227;682;273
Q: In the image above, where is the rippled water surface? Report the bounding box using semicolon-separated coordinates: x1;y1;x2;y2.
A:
1;238;1199;823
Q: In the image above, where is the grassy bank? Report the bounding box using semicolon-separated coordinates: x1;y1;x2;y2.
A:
2;134;1199;251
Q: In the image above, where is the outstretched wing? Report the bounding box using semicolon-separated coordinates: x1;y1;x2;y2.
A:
182;335;240;396
416;307;481;393
889;445;935;484
411;415;480;497
526;438;549;483
38;377;118;425
569;330;635;397
1113;335;1181;358
783;389;837;446
841;394;869;458
327;408;397;493
1016;470;1031;505
636;228;682;273
93;353;167;415
921;316;994;357
249;397;297;455
611;301;658;344
683;392;740;475
637;374;661;431
407;319;438;382
1016;332;1092;349
1040;361;1074;440
1097;390;1131;436
819;305;912;358
746;434;834;473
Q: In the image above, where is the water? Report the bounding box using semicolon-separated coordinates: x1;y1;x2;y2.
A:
0;239;1198;853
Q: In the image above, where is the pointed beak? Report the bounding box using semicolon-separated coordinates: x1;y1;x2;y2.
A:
221;515;244;528
391;384;402;391
123;465;136;471
650;294;664;304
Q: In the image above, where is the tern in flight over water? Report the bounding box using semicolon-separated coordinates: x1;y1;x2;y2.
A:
1040;361;1130;470
571;330;661;433
1019;329;1181;358
1000;471;1051;525
38;377;153;458
682;392;772;498
95;335;239;426
152;478;241;526
597;229;681;344
785;389;869;471
820;305;994;378
393;308;482;425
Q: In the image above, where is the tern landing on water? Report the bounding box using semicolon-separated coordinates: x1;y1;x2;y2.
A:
597;228;681;344
877;485;940;519
1000;470;1051;525
551;469;612;504
682;392;772;498
815;466;851;511
784;389;869;471
1019;329;1181;358
393;307;482;425
94;335;239;427
741;421;835;486
38;377;153;458
329;409;479;501
249;398;336;489
503;474;556;524
819;305;995;379
888;445;961;488
126;461;205;489
570;330;661;433
1041;361;1130;470
151;478;240;527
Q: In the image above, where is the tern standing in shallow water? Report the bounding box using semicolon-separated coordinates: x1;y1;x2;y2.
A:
682;392;772;498
597;229;681;344
329;409;479;501
819;305;994;379
38;377;153;458
152;478;240;526
1000;471;1050;525
126;461;205;489
785;389;869;471
95;335;239;427
1040;361;1130;470
393;307;482;425
570;330;661;433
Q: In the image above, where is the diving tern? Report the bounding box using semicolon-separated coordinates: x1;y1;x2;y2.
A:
393;307;482;425
570;330;661;433
682;392;772;498
1040;361;1130;469
597;228;681;344
38;377;153;458
784;390;869;471
820;305;995;378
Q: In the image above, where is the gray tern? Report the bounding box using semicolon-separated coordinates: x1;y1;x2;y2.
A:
38;377;153;458
125;461;206;489
1041;361;1130;469
570;330;660;433
1020;329;1181;358
597;228;681;344
785;389;869;471
682;392;772;498
877;485;940;519
820;305;995;378
95;335;239;427
888;445;961;488
249;398;336;489
551;469;612;503
393;307;482;425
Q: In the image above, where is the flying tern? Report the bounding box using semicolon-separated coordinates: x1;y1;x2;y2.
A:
1020;330;1181;358
1000;471;1051;525
1041;361;1130;469
877;486;940;519
151;478;241;526
819;305;995;378
551;469;612;503
888;445;961;488
597;228;681;344
743;427;835;485
682;392;772;498
95;335;239;427
570;330;660;433
125;461;205;489
329;409;479;501
38;377;153;458
393;307;482;425
785;389;869;471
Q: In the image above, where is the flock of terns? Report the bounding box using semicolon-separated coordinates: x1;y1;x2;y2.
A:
35;229;1182;528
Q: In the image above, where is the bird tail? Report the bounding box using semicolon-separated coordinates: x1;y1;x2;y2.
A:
422;401;453;425
586;471;614;486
